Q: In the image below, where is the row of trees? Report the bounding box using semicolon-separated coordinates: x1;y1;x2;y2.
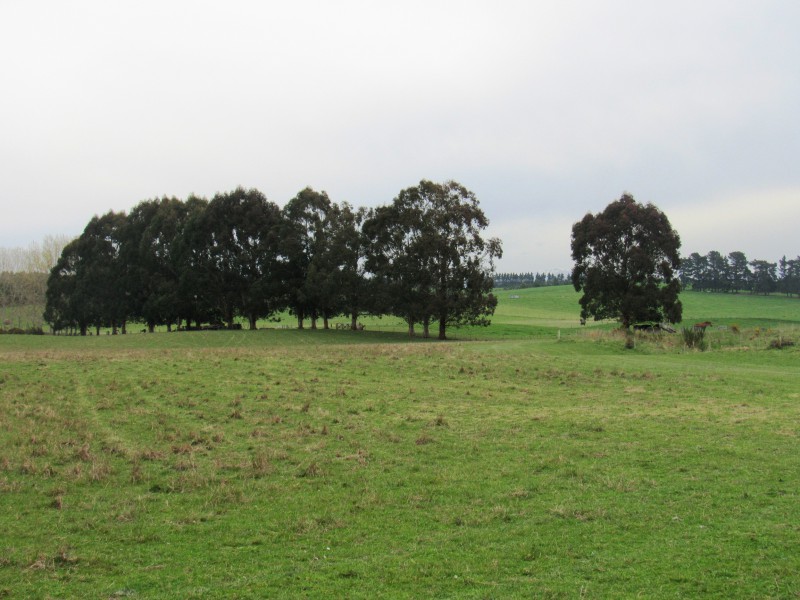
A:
680;251;800;296
0;235;72;274
44;181;502;339
1;235;72;329
493;272;569;289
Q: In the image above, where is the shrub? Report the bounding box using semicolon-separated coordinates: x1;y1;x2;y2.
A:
682;327;707;351
624;333;635;350
768;338;795;350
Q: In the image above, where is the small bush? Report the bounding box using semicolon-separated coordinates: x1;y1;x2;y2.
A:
682;327;707;351
768;338;795;350
0;326;44;335
624;333;635;350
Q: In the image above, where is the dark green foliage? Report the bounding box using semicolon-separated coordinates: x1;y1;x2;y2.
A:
749;259;778;295
681;326;707;350
571;194;682;329
44;212;128;335
364;180;501;339
494;271;568;289
778;256;800;296
181;188;284;329
279;187;332;329
727;251;750;292
679;250;800;295
123;196;189;332
44;182;501;335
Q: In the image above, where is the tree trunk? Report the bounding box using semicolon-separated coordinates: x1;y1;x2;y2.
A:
351;312;358;330
297;313;304;329
423;316;430;339
112;321;118;335
438;315;447;340
121;320;127;334
249;314;257;330
148;321;155;333
407;317;415;337
323;315;329;330
310;309;318;330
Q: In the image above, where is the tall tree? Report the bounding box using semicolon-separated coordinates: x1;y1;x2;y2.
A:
79;211;129;334
44;212;127;335
681;252;708;291
781;257;800;296
123;197;189;332
366;180;501;339
748;260;777;295
571;194;682;329
44;239;87;334
364;201;435;336
727;251;750;293
173;195;216;328
178;188;283;329
330;203;372;330
280;187;332;329
706;250;729;292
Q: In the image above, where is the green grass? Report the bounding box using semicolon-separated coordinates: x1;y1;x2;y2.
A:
0;288;799;598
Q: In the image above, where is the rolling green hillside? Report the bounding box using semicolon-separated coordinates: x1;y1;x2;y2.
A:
459;285;800;339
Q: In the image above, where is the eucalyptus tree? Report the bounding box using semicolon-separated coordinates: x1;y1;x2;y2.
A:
44;239;86;334
363;198;435;336
365;180;502;339
280;187;332;329
44;212;128;335
571;194;682;329
124;197;188;332
79;211;129;334
173;195;216;328
330;202;371;330
178;188;283;329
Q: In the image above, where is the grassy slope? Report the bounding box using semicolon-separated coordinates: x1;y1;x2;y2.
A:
0;288;798;598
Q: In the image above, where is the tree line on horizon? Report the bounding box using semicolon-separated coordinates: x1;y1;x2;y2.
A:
679;251;800;296
42;181;502;339
492;272;569;289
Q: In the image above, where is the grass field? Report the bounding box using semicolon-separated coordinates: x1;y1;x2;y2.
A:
1;287;798;598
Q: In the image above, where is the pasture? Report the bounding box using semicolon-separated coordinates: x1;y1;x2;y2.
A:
1;287;798;598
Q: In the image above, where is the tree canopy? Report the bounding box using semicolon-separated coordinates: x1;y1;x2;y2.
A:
679;249;797;296
364;180;501;339
571;194;682;329
44;182;501;338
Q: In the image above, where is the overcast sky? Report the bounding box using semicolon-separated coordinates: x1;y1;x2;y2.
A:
2;1;799;272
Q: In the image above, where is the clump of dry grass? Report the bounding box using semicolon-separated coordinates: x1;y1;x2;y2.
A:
75;443;92;462
298;461;322;478
89;460;113;482
130;460;144;484
251;451;273;477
